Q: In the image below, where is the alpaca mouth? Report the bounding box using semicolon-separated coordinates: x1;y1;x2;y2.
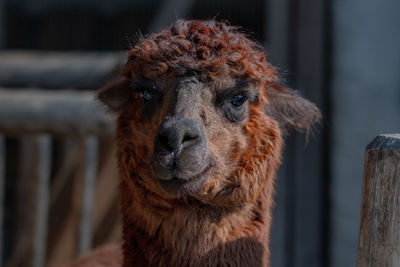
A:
158;163;212;194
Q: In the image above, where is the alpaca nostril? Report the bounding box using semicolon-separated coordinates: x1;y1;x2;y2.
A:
159;134;170;149
182;132;199;144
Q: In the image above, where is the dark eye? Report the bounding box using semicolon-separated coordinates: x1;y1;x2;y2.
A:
139;90;152;103
132;77;157;104
230;94;247;108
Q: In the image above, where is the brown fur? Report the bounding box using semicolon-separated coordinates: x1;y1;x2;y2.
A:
70;19;320;267
64;244;122;267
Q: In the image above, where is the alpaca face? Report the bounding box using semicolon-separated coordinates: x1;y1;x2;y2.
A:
123;72;264;199
98;20;320;209
148;76;255;196
112;70;276;207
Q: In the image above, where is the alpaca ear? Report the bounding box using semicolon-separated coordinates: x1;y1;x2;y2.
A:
264;84;321;135
97;76;132;112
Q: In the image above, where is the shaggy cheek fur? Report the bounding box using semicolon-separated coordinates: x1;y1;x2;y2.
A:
195;118;246;198
117;105;171;201
196;104;283;209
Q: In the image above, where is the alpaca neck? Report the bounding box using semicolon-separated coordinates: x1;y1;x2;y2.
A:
119;181;272;267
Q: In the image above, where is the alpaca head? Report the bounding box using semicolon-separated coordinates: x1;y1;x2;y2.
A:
98;19;320;212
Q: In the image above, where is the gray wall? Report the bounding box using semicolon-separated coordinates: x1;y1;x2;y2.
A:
331;0;400;266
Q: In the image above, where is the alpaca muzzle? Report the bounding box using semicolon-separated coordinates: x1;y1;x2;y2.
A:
151;118;210;194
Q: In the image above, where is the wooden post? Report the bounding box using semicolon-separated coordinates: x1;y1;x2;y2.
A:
357;134;400;266
32;135;52;267
78;136;98;255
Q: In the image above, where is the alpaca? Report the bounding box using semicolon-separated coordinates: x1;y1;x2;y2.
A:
69;19;320;267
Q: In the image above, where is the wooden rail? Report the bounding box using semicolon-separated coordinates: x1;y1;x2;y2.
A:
0;89;115;136
0;51;124;89
358;134;400;266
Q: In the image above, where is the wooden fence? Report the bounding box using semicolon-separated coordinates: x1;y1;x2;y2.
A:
358;134;400;266
0;88;122;267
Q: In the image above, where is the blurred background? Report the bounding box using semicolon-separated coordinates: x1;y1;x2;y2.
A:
0;0;399;266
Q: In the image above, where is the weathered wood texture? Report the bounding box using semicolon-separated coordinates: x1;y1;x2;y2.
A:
357;134;400;267
32;135;52;267
0;87;120;266
0;89;115;136
0;51;125;89
1;136;120;267
78;137;98;256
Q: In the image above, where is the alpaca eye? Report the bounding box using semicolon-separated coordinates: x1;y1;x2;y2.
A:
132;77;157;104
230;94;247;108
140;90;152;103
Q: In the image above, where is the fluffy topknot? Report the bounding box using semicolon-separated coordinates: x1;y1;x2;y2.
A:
124;19;278;83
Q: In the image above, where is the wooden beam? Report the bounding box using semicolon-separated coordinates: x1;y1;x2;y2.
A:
0;51;124;89
357;134;400;266
0;89;115;137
